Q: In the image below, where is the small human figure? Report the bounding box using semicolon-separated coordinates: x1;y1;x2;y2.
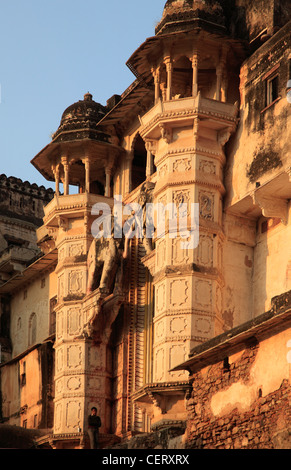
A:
88;406;101;449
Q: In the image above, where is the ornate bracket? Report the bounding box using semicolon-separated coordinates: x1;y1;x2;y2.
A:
144;139;158;156
159;123;172;144
57;216;69;231
252;191;288;225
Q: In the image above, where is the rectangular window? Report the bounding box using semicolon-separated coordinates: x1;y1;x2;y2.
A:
266;74;279;106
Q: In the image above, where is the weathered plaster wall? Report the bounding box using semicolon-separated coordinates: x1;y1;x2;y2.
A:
0;361;20;425
225;23;291;207
10;273;51;357
253;213;291;316
185;328;291;448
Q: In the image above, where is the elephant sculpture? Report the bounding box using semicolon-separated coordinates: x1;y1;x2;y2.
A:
86;181;155;296
86;232;124;296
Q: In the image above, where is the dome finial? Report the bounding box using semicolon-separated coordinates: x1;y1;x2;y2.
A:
84;92;93;101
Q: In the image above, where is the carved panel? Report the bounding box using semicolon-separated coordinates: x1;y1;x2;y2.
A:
68;270;83;295
89;346;103;368
159;163;168;178
55;378;63;395
199;159;216;175
197;235;213;267
155;348;164;381
58;273;64;300
173;190;190;209
55;403;62;432
56;348;64;373
66;400;81;430
173;158;192;173
69;243;84;257
156;239;166;268
195;279;212;309
171;237;190;265
199;191;214;221
170;317;187;334
169;344;186;371
67;345;82;369
195;317;212;334
170;279;189;307
216;285;223;314
156;283;166;313
155;320;165;339
67;308;82;336
56;311;63;339
59;247;65;261
67;376;82;392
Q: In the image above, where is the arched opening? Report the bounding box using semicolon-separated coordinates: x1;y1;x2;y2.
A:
90;180;105;195
172;56;193;99
28;312;37;346
131;134;147;191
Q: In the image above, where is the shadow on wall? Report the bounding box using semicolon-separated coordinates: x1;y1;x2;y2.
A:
0;424;48;449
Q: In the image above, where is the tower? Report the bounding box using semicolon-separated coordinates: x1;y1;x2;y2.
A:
31;93;123;446
126;0;246;414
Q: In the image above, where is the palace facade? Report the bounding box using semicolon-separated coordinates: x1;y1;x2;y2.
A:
0;0;290;449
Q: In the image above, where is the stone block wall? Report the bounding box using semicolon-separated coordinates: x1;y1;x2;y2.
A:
185;341;291;449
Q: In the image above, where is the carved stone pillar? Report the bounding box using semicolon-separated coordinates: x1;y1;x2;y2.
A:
125;152;133;195
192;52;199;97
105;167;111;197
62;158;69;196
165;58;173;101
54;166;60;196
84;158;90;193
153;67;161;104
216;63;223;101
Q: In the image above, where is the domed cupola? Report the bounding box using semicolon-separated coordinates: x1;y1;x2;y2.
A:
155;0;226;35
52;93;109;143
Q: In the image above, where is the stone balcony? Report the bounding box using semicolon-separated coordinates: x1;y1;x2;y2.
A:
139;94;238;141
42;192;114;229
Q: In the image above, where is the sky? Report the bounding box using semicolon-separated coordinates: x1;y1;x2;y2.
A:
0;0;166;189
